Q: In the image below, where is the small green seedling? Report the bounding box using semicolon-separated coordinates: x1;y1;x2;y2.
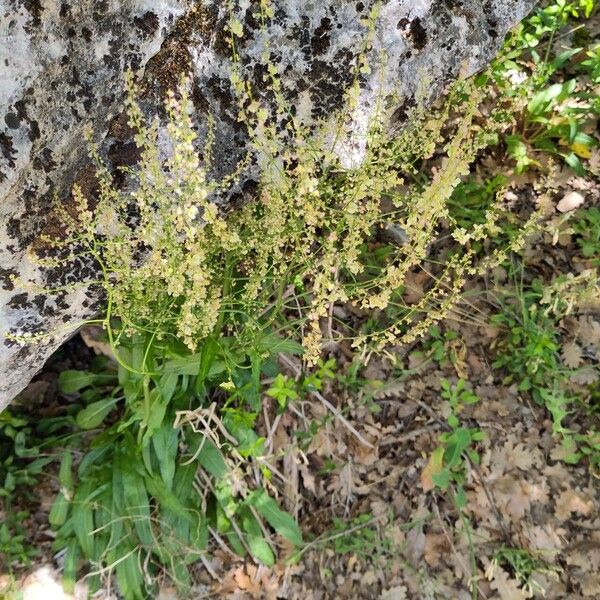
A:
424;379;484;508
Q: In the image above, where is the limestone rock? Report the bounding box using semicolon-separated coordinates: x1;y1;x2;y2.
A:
0;0;536;409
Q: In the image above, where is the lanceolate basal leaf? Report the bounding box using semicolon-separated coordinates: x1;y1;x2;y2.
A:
246;489;302;546
76;398;119;430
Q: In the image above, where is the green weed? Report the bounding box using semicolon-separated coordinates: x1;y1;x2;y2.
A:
493;0;599;174
48;332;303;597
573;206;600;265
488;546;560;596
424;379;484;510
491;283;561;400
490;270;599;468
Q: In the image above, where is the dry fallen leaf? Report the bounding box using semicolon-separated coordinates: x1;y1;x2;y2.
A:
556;191;585;213
555;489;595;521
490;566;529;600
561;341;583;369
380;585;408;600
581;572;600;597
567;547;600;571
578;316;600;347
424;533;450;568
421;448;444;492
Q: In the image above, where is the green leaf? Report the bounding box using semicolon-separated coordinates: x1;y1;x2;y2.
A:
551;47;581;70
62;540;79;594
114;546;145;600
431;468;451;490
152;425;178;490
258;334;304;356
241;509;275;566
164;355;226;377
58;370;114;394
196;337;220;395
49;492;69;527
121;464;153;547
145;474;193;523
246;489;302;546
563;152;585;175
76;398;118;430
229;18;244;37
443;428;472;470
194;437;228;478
454;486;467;509
72;481;96;559
527;83;563;115
58;450;73;490
158;371;179;404
143;388;168;443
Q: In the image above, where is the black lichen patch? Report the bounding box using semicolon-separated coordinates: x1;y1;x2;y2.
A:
409;18;428;51
4;112;21;129
0;268;18;292
108;140;142;170
0;132;17;168
22;0;43;30
306;49;356;120
32;148;56;173
8;293;30;311
391;96;417;124
312;17;333;55
134;11;160;38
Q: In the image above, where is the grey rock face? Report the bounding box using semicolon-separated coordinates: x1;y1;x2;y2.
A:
0;0;536;409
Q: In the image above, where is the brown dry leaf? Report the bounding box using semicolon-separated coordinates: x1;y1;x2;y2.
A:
570;367;599;384
508;441;536;471
526;524;564;555
555;489;595;521
588;147;600;174
234;566;261;595
406;527;426;566
424;533;450;568
421;448;444;492
491;439;537;476
581;573;600;597
299;463;317;495
561;341;583;369
556;191;585;212
543;462;571;480
490;567;529;600
567;547;600;571
506;484;531;521
402;270;430;304
407;351;428;371
578;316;600;347
372;380;406;400
388;524;406;547
536;192;556;215
80;326;114;358
380;585;408;600
361;570;379;586
494;476;531;521
527;480;550;504
350;437;379;466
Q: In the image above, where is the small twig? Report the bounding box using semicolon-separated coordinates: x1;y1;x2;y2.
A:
467;458;512;545
199;554;221;581
434;504;488;600
207;526;238;560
